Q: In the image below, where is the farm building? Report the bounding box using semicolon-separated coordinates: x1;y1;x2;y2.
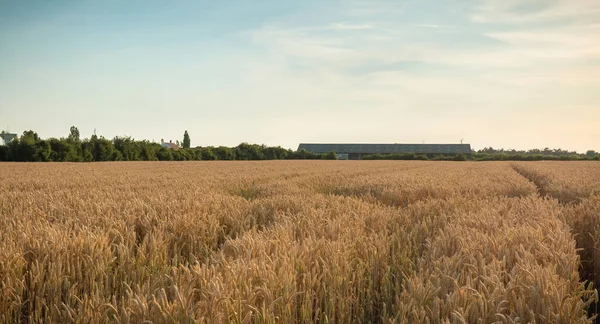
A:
161;141;181;150
0;132;17;146
298;143;472;160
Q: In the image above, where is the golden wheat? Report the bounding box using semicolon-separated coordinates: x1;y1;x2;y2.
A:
0;161;598;323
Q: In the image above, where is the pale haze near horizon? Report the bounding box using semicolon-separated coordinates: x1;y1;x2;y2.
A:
0;0;598;152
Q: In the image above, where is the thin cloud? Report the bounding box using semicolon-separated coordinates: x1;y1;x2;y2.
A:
471;0;600;24
328;22;373;30
413;24;440;28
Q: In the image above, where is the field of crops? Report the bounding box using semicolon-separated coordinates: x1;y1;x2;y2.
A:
1;161;600;323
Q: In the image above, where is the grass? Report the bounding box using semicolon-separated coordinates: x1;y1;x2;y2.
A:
0;161;599;323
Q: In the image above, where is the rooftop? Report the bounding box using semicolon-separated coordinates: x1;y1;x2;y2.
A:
161;142;181;150
298;143;472;154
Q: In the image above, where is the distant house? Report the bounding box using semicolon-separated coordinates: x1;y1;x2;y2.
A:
161;140;181;150
0;132;17;146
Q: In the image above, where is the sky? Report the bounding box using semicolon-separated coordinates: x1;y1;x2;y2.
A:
0;0;599;152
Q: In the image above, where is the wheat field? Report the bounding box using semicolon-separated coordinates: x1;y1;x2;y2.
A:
1;161;600;323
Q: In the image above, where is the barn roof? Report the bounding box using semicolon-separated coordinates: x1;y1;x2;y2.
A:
297;143;472;154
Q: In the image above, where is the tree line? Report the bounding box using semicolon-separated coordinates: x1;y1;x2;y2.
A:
362;148;600;161
468;147;599;161
0;127;597;162
0;127;337;162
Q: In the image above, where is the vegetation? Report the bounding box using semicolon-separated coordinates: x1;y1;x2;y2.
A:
0;127;598;162
1;161;600;322
182;130;191;149
363;151;600;161
362;153;429;160
0;127;331;162
471;147;599;161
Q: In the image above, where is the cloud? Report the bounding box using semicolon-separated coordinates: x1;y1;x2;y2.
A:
247;26;364;65
247;22;525;71
413;24;440;28
467;0;600;86
344;1;406;17
328;22;373;30
237;0;600;151
471;0;600;24
485;26;600;62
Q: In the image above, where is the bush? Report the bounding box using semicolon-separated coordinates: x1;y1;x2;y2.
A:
431;154;454;161
0;146;8;161
362;153;428;160
453;153;467;161
323;151;338;160
200;147;218;160
156;147;173;161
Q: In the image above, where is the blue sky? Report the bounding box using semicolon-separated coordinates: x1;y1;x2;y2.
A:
0;0;598;151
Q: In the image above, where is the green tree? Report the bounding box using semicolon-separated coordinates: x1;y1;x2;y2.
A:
586;150;597;159
453;153;467;161
323;151;338;160
47;138;78;162
201;147;218;160
139;141;158;161
263;146;289;159
214;146;235;160
16;131;39;161
113;136;141;161
82;147;94;162
7;138;20;161
183;131;191;149
68;126;80;142
0;145;8;161
85;135;116;161
236;143;265;160
174;149;194;161
36;140;52;161
156;147;173;161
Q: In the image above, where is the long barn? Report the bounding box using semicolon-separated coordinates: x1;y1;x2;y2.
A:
298;143;472;160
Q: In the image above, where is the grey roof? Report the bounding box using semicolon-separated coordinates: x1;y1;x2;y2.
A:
298;143;472;154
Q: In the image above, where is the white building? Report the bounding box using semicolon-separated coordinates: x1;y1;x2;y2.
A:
0;132;17;146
